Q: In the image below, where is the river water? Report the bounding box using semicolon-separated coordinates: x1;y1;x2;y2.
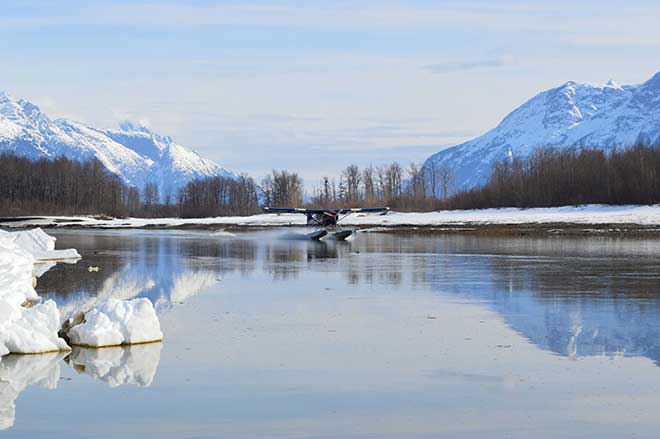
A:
4;229;660;438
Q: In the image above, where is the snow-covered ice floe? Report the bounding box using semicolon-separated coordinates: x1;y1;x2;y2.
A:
0;300;70;355
0;228;80;261
0;228;164;428
0;229;74;355
0;228;162;356
65;298;163;348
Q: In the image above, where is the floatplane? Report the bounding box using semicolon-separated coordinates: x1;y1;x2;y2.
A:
263;207;390;240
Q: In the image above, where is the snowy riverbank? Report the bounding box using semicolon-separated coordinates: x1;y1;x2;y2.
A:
0;229;162;356
4;204;660;229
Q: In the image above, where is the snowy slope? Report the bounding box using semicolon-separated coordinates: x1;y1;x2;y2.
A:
424;72;660;191
0;92;235;198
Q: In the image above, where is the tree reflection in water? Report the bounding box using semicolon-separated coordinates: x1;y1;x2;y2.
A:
37;230;660;368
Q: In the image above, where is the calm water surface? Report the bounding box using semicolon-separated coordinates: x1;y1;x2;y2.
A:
4;229;660;438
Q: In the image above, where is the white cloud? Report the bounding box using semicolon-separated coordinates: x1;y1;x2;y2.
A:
423;55;515;74
2;0;660;184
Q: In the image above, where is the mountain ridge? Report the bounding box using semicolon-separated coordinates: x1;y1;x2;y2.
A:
424;72;660;192
0;92;235;199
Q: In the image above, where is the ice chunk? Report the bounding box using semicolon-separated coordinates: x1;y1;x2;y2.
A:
67;343;162;387
5;228;55;254
0;229;77;356
0;228;80;261
66;298;163;347
33;261;57;279
0;235;38;306
0;300;70;355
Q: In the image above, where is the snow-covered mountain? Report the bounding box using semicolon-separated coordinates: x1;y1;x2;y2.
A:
424;72;660;191
0;91;235;199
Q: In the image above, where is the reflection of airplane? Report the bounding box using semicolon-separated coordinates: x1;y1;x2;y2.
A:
264;207;390;240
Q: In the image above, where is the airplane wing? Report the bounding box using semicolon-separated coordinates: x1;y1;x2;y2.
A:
338;207;390;214
263;207;330;214
264;207;389;214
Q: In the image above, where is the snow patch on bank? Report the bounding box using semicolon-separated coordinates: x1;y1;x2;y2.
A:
6;204;660;229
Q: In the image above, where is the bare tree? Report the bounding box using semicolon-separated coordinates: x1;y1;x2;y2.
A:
0;153;137;217
342;164;362;203
362;165;375;206
178;174;259;217
143;182;160;208
261;170;304;207
438;164;455;199
386;162;403;199
408;162;426;202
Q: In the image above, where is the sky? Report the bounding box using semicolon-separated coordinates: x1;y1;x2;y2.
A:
1;0;659;185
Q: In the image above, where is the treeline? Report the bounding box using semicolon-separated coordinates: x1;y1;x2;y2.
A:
444;145;660;209
308;162;455;210
0;153;140;217
261;170;304;208
177;175;260;217
6;145;660;218
172;170;303;218
0;153;261;218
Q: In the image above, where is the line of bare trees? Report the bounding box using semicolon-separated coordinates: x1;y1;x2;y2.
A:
261;170;304;208
175;169;305;217
0;154;456;217
309;161;455;210
0;153;262;218
443;145;660;209
177;175;260;218
9;145;660;219
0;153;140;217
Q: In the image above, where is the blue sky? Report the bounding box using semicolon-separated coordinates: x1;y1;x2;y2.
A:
1;0;659;183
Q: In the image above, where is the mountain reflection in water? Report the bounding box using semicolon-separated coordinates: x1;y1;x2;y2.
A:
0;230;660;437
37;231;660;369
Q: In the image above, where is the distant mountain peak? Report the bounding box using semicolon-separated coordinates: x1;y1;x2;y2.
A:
643;71;660;88
606;79;622;89
0;92;235;198
116;120;173;145
424;72;660;192
119;120;153;134
0;90;13;101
